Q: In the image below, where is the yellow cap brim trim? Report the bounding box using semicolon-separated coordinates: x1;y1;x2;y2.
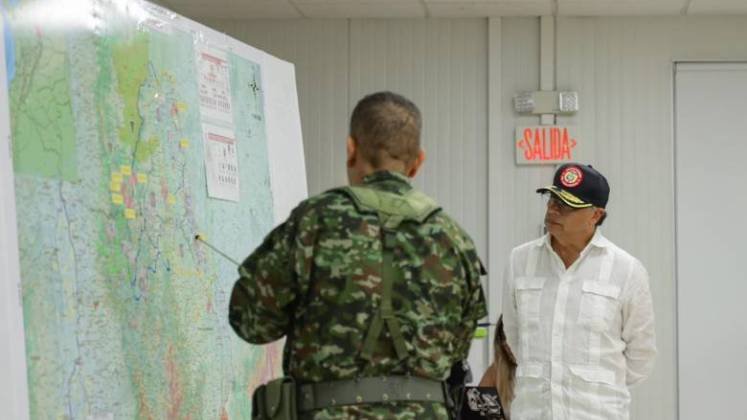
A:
537;186;593;209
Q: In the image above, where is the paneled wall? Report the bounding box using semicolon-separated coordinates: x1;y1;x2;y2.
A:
207;15;747;419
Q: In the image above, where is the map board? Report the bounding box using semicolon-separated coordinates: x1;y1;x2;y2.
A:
0;0;306;418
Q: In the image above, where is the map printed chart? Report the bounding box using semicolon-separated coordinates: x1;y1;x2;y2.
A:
0;0;305;418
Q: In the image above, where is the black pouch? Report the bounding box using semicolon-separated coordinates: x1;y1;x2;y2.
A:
252;377;298;420
460;386;505;420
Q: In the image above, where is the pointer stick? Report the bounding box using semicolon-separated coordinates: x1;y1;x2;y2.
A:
194;234;241;266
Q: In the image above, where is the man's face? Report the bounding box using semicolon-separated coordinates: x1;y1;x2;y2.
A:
542;193;601;237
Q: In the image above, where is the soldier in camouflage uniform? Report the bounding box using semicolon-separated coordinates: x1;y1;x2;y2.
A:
229;91;488;419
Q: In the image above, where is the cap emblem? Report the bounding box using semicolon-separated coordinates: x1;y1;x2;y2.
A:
560;166;583;188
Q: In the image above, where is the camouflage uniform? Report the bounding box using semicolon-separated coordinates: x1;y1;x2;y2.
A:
230;170;488;419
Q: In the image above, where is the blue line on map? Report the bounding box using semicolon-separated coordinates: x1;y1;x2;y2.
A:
1;2;17;86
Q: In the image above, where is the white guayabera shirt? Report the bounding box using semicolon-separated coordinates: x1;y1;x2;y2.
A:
502;230;657;420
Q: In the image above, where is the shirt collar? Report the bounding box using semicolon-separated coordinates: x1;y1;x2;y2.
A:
538;229;610;249
588;229;611;248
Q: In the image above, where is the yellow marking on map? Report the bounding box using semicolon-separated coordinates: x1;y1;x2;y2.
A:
179;139;189;149
111;193;124;205
124;208;136;219
161;71;176;83
137;173;148;184
167;194;176;205
175;102;188;113
110;181;121;192
121;165;132;176
111;172;123;184
172;266;204;278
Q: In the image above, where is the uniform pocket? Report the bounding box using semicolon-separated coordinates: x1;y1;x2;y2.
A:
568;365;623;419
568;365;615;385
578;281;620;332
514;362;548;419
515;277;546;320
515;277;545;355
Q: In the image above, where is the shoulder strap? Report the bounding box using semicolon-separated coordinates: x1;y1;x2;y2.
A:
360;227;409;362
332;186;440;363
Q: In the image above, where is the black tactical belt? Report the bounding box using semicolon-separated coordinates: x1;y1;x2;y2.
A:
297;376;449;412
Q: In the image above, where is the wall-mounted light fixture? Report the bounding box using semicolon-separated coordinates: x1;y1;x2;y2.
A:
513;91;579;115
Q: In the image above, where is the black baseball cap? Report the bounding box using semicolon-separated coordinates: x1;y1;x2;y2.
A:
536;163;610;209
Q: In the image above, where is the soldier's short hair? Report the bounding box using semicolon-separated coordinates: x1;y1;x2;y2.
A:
349;91;422;168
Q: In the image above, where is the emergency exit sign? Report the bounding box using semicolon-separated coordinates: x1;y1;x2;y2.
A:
515;125;580;165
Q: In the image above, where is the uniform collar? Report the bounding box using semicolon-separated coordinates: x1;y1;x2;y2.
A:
358;171;413;195
362;170;411;185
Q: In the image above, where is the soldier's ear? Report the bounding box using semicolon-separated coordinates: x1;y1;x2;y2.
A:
346;136;357;168
406;148;426;178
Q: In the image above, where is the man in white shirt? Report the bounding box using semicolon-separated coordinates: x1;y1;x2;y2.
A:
502;163;656;420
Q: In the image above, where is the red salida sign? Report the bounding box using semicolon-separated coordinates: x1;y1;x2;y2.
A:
516;126;580;165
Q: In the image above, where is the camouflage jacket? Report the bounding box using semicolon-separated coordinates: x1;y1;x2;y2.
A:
230;171;488;419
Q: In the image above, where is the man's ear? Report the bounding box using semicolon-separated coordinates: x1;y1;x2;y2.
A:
591;208;606;226
346;136;356;168
406;148;426;178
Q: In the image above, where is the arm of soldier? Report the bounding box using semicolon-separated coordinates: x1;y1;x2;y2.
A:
621;260;657;387
229;219;298;344
501;253;519;359
229;201;317;344
453;250;489;359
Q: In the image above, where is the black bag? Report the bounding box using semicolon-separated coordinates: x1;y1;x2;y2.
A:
459;386;506;420
252;377;298;420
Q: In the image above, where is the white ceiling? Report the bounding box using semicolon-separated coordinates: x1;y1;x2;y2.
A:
154;0;747;20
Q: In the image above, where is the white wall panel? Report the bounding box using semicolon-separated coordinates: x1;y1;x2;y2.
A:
498;18;549;248
349;19;489;260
